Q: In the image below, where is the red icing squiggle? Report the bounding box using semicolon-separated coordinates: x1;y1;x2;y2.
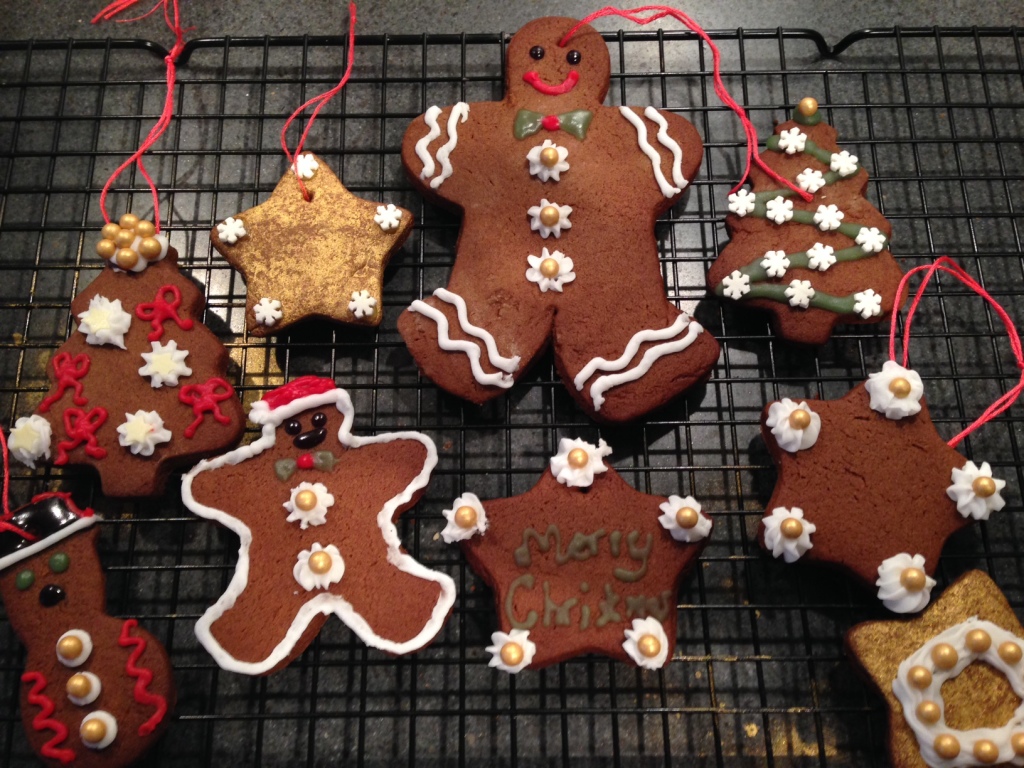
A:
118;619;168;736
179;378;235;438
38;353;91;414
135;284;194;342
54;407;108;465
21;671;75;764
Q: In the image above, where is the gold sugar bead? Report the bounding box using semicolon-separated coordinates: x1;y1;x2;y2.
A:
539;257;560;278
888;377;912;398
308;551;333;575
933;734;960;759
907;665;932;689
900;567;927;593
1000;641;1023;665
637;634;662;659
80;717;107;745
66;673;92;698
539;205;561;227
138;236;163;260
931;643;958;670
675;507;699;530
294;490;318;512
965;629;992;653
115;248;139;270
915;700;941;724
973;739;1000;764
114;228;136;248
787;409;812;430
134;219;156;238
100;222;121;241
972;476;997;498
57;636;84;660
118;212;140;230
454;505;478;529
567;448;589;469
500;642;524;667
95;239;117;259
1012;732;1024;756
797;97;818;117
779;518;804;540
540;146;560;168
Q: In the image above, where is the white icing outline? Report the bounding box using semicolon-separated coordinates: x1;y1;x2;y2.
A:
56;629;93;668
66;671;101;707
0;515;97;573
181;386;457;674
643;107;688;191
79;710;117;750
429;102;469;189
618;107;681;197
407;288;521;389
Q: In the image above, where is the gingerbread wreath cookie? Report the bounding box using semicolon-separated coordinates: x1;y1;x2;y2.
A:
708;98;904;345
13;216;245;497
445;437;711;671
210;154;413;336
398;15;719;423
0;488;175;766
181;377;456;675
847;570;1024;768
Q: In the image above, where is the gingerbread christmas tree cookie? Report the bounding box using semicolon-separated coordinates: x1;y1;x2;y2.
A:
708;98;905;344
446;437;711;671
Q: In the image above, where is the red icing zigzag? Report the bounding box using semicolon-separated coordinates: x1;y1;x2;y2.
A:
21;671;75;764
117;619;168;735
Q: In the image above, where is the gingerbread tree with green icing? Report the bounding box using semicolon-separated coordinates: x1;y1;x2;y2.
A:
708;98;904;345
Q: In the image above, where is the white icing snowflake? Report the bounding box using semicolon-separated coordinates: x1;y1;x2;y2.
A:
765;196;794;224
9;415;52;468
293;543;345;591
76;295;132;349
441;492;488;543
760;250;790;278
348;290;378;319
526;139;570;182
525;248;575;293
852;289;883;319
486;629;536;674
254;298;283;327
763;507;816;563
527;199;573;238
776;127;807;155
116;410;171;457
875;553;934;613
784;279;815;309
721;270;751;301
855;226;887;253
865;361;924;420
622;617;670;670
813;204;844;231
373;203;403;232
284;481;334;529
765;398;821;453
806;242;836;271
946;460;1006;521
550;437;612;489
830;150;859;176
796;168;826;193
216;216;247;245
727;188;757;217
657;495;711;543
292;153;319;180
138;340;192;388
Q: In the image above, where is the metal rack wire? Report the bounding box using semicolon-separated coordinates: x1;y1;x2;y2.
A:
1;25;1023;766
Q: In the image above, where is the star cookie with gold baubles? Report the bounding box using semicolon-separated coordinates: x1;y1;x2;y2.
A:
446;437;712;672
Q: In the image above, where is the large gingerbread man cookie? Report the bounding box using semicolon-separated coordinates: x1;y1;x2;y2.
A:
398;16;720;423
181;377;456;675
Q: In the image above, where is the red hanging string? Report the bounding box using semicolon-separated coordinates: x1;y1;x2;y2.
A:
92;0;189;232
888;256;1024;447
559;5;813;202
280;2;358;201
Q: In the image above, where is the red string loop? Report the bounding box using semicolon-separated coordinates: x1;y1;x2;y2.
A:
280;2;358;201
889;256;1024;447
559;5;813;202
92;0;189;232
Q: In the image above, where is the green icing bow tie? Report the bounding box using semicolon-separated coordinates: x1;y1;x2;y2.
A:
514;109;594;141
275;451;337;482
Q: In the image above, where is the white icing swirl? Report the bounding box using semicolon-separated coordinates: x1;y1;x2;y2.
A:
9;415;52;468
866;361;925;420
283;482;334;529
762;507;815;563
622;617;670;670
946;460;1006;521
550;437;612;488
875;553;935;613
765;398;821;453
441;492;488;543
526;139;570;182
76;295;132;349
657;495;711;543
486;628;536;674
293;543;345;591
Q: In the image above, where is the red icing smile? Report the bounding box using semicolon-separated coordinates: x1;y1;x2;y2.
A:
523;70;580;96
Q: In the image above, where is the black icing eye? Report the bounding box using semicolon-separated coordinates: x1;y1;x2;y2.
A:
530;45;545;60
39;584;66;607
285;419;302;436
566;49;582;65
311;412;327;428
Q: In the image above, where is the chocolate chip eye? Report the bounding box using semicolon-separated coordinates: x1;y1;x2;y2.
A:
312;412;327;428
530;45;545;60
567;49;582;65
285;419;302;435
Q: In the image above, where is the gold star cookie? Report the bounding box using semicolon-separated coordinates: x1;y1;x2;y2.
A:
211;152;413;336
847;570;1024;767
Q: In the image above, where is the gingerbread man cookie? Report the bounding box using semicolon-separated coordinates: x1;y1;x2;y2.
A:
447;437;711;671
398;16;719;423
181;377;456;675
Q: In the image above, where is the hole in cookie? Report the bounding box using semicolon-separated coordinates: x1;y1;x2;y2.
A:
941;660;1021;730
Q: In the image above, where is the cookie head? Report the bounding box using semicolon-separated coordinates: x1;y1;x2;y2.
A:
506;17;610;109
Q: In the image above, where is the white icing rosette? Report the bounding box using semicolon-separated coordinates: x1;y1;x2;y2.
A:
138;340;192;388
526;139;570;182
549;437;612;488
765;398;821;453
525;247;575;293
657;495;712;543
8;415;52;468
865;361;925;420
293;543;345;591
76;295;132;349
721;270;751;300
727;188;756;216
946;460;1006;520
762;507;816;563
373;203;403;231
765;196;794;224
527;198;572;238
875;553;935;613
622;617;670;670
441;492;488;543
776;127;807;154
283;481;334;529
486;628;536;674
216;216;247;244
116;410;172;456
254;297;283;327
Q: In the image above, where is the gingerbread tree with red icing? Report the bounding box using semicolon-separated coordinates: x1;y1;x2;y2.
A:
11;213;245;497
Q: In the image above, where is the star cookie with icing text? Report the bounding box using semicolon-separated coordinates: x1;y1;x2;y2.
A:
210;153;414;336
450;437;712;671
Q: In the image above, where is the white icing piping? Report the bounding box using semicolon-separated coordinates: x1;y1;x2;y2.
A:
414;106;443;180
643;107;687;190
182;387;457;675
0;515;98;573
428;102;469;190
407;288;521;389
618;106;681;198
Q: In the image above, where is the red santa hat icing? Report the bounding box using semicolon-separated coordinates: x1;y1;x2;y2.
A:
249;376;346;427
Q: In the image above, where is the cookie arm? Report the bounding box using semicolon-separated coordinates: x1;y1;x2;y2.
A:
401;103;473;207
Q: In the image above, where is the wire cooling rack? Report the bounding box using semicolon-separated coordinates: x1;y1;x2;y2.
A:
2;24;1024;767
